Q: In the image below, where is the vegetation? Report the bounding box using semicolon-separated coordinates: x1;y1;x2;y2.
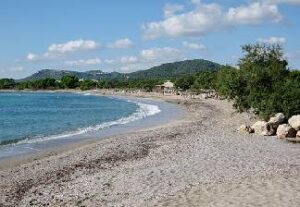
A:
21;59;221;81
0;78;15;89
1;44;299;119
216;44;300;119
61;75;79;89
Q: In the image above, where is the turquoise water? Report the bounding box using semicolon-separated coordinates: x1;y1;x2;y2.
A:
0;92;143;146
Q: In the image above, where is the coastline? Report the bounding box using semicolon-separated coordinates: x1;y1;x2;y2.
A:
0;90;186;165
0;91;300;206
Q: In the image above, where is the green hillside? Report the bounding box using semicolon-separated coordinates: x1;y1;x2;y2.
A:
21;59;222;81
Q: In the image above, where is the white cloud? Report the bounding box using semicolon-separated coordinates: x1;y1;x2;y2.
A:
140;47;183;61
257;36;286;44
65;58;101;66
26;53;39;61
164;4;185;18
118;47;185;72
48;39;98;54
107;38;133;49
226;2;282;24
120;56;138;64
143;1;282;39
182;41;206;50
26;39;99;62
104;59;116;64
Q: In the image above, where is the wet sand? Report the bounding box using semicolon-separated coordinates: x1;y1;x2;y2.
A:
0;95;300;207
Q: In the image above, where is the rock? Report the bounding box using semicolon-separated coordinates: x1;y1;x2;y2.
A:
288;115;300;131
265;122;277;136
276;124;297;139
269;113;286;125
237;124;254;134
297;131;300;139
251;121;268;135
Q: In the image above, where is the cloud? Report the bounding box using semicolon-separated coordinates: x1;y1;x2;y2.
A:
26;39;99;62
120;56;139;64
104;59;116;64
49;39;98;54
142;1;282;39
226;2;282;24
257;36;286;44
26;53;39;61
140;47;183;61
65;58;101;66
164;4;185;18
119;47;185;72
107;38;134;49
182;41;206;50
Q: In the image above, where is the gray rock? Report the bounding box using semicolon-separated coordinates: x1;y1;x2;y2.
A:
269;113;285;125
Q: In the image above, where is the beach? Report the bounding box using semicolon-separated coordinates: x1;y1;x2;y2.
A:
1;94;300;207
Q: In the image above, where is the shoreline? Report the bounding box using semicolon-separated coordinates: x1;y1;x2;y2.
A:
0;91;186;167
1;92;300;206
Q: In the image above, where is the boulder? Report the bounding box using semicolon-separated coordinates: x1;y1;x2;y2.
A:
237;124;254;134
269;113;285;125
276;124;297;139
297;131;300;139
265;122;278;136
251;121;268;135
288;115;300;131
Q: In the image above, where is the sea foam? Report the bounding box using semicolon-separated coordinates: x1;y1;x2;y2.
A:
17;101;161;145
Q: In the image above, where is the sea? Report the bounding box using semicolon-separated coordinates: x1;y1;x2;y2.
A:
0;92;170;159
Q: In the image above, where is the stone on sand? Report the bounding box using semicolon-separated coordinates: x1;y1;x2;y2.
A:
269;113;286;125
237;124;254;134
251;121;269;136
288;115;300;131
276;124;297;139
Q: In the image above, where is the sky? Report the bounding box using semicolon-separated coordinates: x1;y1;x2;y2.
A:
0;0;300;79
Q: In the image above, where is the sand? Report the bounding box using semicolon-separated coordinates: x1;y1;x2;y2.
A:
0;95;300;207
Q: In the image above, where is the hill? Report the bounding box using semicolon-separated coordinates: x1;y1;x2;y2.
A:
21;59;222;81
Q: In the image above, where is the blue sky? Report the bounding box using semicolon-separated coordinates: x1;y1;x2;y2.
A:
0;0;300;78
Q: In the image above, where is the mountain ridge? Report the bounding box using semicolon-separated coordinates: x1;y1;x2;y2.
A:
21;59;222;81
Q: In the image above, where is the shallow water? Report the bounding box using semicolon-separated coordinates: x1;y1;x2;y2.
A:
0;92;183;159
0;92;142;146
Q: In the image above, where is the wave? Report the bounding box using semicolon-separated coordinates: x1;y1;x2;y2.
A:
2;101;161;146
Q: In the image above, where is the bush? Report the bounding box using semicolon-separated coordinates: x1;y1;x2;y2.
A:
192;71;217;93
215;43;300;119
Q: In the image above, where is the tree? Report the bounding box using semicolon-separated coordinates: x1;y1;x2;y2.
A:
61;75;79;89
80;79;97;90
0;79;16;89
215;43;299;119
174;75;195;91
192;71;217;93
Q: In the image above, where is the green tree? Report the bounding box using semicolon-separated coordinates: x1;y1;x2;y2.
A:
0;79;16;89
174;75;195;91
192;71;217;93
80;79;97;90
61;75;79;89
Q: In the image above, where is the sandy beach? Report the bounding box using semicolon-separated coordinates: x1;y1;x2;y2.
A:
0;94;300;207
